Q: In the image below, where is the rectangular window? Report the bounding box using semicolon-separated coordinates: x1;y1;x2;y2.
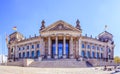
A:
32;45;34;49
101;48;103;51
11;48;13;52
23;47;24;50
97;52;99;58
109;49;111;52
101;53;103;58
82;44;85;48
109;55;110;59
27;52;29;58
19;47;21;50
19;53;21;58
87;45;90;49
23;52;25;58
37;44;39;48
97;47;99;50
92;46;94;49
27;46;29;49
31;51;34;58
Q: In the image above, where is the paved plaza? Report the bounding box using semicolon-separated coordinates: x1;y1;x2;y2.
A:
0;66;117;74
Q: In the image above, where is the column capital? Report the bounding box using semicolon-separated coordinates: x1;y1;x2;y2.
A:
63;34;66;37
70;36;73;40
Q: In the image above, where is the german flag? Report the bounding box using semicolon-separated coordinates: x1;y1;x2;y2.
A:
12;26;17;31
5;33;9;44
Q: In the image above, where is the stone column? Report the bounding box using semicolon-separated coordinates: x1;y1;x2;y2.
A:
40;38;44;57
96;45;98;59
54;36;58;59
111;47;114;60
104;45;108;61
78;36;83;61
29;44;31;58
13;46;15;61
63;35;66;58
25;45;27;58
34;43;36;58
85;42;87;58
70;36;74;58
42;38;45;58
47;36;51;59
15;45;18;59
91;44;93;58
100;46;101;59
78;37;82;57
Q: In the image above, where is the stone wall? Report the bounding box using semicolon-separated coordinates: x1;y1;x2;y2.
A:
7;59;34;67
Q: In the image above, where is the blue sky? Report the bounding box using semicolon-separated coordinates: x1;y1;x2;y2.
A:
0;0;120;56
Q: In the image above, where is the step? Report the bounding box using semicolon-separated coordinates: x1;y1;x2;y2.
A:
29;60;88;68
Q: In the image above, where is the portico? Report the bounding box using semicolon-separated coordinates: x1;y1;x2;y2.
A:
46;35;76;59
40;20;82;59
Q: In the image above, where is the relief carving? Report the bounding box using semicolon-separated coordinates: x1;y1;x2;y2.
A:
49;24;73;31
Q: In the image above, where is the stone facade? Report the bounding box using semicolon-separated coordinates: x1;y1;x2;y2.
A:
6;20;115;64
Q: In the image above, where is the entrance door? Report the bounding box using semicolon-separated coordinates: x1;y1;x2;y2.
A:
58;40;63;58
66;40;69;58
52;40;55;58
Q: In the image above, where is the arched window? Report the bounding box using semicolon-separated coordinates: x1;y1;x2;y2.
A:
81;50;85;58
36;50;40;58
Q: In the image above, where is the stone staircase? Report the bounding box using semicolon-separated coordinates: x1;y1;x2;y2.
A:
29;59;92;68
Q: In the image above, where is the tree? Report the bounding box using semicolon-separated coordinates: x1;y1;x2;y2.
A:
114;56;120;65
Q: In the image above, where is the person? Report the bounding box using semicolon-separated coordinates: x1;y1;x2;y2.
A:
114;65;117;69
103;65;107;71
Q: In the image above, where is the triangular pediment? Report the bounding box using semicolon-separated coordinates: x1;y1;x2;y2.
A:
49;23;73;31
40;20;81;32
98;31;113;38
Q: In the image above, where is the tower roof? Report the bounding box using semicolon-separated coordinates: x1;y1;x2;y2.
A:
40;20;45;30
75;19;81;30
98;31;113;37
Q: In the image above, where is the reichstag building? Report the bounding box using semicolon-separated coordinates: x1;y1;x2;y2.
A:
7;20;115;64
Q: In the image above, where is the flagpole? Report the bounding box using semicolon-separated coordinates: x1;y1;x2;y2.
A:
5;32;7;65
1;35;3;64
104;25;107;31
